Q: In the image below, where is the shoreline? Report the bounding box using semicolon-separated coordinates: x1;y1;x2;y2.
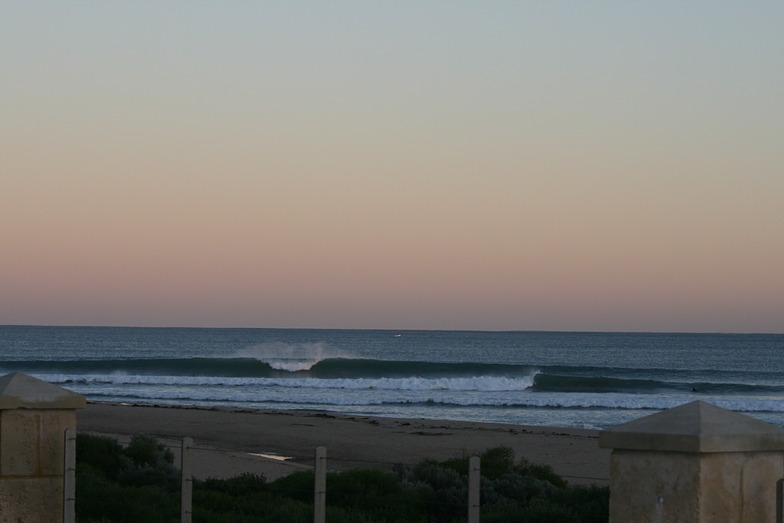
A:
78;402;611;485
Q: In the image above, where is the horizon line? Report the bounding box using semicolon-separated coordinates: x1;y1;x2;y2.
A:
1;323;781;336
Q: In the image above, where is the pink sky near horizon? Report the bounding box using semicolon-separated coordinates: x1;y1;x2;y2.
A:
2;2;783;333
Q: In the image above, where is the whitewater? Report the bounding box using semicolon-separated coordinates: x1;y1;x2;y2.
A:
0;326;782;430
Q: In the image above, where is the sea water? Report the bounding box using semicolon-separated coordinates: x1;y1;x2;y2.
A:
0;326;781;430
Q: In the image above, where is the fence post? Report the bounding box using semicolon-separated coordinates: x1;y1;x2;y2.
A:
314;446;327;523
181;437;193;523
468;455;480;523
63;429;76;523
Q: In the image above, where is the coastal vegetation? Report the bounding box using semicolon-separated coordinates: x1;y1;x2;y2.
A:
75;434;608;522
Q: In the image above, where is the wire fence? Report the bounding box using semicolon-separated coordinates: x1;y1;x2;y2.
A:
66;430;611;523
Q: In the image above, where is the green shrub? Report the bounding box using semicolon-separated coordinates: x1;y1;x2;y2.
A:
328;468;400;505
125;434;175;469
76;434;126;479
480;446;516;480
200;472;267;496
75;435;608;523
267;470;315;502
516;458;567;489
76;480;179;523
551;484;610;522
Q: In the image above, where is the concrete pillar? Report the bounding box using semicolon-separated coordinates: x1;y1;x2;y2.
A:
467;455;480;523
314;446;326;523
0;372;85;523
599;400;784;523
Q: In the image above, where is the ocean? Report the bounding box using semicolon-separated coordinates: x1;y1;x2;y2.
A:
1;326;782;430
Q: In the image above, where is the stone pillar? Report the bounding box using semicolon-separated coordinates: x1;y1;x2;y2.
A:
599;400;784;523
0;372;85;523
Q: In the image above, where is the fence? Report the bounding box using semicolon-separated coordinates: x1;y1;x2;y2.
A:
60;409;784;523
62;431;611;523
177;441;484;523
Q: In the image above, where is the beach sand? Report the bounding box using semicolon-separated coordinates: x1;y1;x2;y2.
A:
78;402;610;485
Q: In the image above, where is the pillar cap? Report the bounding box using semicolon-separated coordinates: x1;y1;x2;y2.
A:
599;400;784;453
0;372;86;410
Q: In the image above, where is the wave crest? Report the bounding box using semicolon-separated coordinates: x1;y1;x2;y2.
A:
43;373;536;392
232;342;345;372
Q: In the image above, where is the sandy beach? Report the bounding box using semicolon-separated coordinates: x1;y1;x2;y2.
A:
78;402;610;486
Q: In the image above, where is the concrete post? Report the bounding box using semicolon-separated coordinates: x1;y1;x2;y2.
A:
63;429;76;523
468;455;480;523
0;372;85;523
599;400;784;523
181;437;193;523
314;446;326;523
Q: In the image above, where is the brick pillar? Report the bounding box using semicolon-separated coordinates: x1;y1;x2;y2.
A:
0;372;85;523
599;401;784;523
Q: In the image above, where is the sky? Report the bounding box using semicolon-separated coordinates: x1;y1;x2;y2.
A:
1;2;782;333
